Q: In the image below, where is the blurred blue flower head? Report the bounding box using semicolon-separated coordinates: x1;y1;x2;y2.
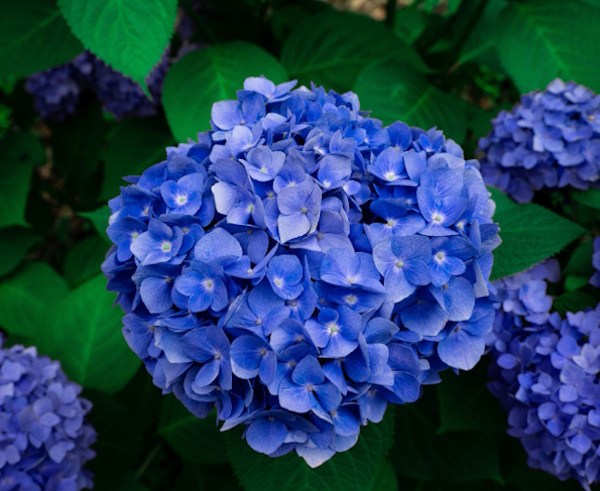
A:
478;79;600;203
0;340;96;490
102;76;500;466
489;301;600;490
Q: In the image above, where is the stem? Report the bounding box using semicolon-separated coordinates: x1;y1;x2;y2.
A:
135;442;163;480
385;0;397;28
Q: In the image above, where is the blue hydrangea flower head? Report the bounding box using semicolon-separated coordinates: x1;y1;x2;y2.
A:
103;76;500;466
478;79;600;203
26;49;173;121
488;303;600;489
0;339;96;490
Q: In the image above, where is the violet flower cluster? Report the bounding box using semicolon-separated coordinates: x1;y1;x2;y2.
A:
25;51;168;121
591;238;600;288
478;79;600;203
0;340;96;491
102;76;500;466
488;304;600;489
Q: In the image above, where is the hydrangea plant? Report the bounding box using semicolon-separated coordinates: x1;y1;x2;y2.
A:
0;340;96;490
102;76;500;466
25;50;169;121
478;79;600;203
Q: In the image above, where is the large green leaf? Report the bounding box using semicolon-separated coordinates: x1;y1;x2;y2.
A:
159;396;228;465
80;205;111;243
101;118;174;201
436;364;506;435
228;407;395;491
63;236;108;288
0;1;82;77
0;227;41;277
497;0;600;93
163;42;288;142
392;405;503;484
571;188;600;210
491;194;586;280
354;63;468;142
50;274;140;393
281;12;427;93
58;0;176;92
0;262;68;343
0;132;45;228
457;0;507;71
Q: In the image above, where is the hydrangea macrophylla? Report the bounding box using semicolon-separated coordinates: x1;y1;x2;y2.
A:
102;76;500;466
25;50;170;121
0;339;96;491
591;238;600;288
488;304;600;489
478;79;600;203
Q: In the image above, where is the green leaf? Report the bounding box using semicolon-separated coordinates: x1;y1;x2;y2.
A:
0;262;68;343
58;0;176;93
564;275;589;292
0;1;82;78
80;205;111;243
497;0;600;93
436;364;506;435
159;395;228;465
118;474;150;491
571;188;600;210
0;132;45;228
228;407;395;491
563;240;594;276
491;198;586;280
554;290;600;317
371;460;398;491
101;118;174;201
354;63;468;143
63;236;107;288
394;6;430;45
488;186;518;213
281;12;427;93
163;42;288;142
50;274;140;393
457;0;507;71
392;406;504;484
0;227;41;277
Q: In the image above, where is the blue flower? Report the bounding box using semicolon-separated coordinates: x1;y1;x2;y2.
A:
373;236;432;302
591;238;600;288
478;78;600;203
0;340;96;490
103;75;500;466
488;303;600;489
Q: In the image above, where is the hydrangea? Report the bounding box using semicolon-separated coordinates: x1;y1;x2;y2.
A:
488;304;600;489
102;76;500;466
0;339;96;491
591;238;600;288
486;259;560;352
478;79;600;203
25;50;169;121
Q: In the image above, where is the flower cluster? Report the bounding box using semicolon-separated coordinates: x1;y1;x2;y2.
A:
478;79;600;203
102;76;500;465
488;304;600;489
486;259;560;352
25;50;168;121
0;340;96;490
591;238;600;288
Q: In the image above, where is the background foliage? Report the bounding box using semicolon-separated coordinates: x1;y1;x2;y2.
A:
0;0;598;489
